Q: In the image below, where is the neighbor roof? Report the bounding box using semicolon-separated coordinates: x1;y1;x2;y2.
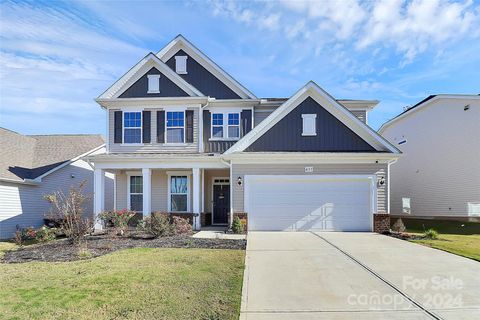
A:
0;128;104;183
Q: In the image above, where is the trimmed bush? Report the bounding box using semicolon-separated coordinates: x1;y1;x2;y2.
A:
35;226;56;243
232;216;244;234
99;209;136;236
172;216;192;235
138;212;175;238
423;228;439;240
391;218;406;233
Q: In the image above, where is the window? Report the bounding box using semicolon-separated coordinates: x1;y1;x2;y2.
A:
228;113;240;138
212;113;223;138
170;176;188;212
302;114;317;136
175;56;188;74
402;197;411;214
129;176;143;212
166;111;185;143
147;74;160;93
124;112;142;143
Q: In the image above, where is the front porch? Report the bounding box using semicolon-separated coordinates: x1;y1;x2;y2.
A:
93;166;232;230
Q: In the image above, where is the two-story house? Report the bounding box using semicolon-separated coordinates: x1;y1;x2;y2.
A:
91;35;400;232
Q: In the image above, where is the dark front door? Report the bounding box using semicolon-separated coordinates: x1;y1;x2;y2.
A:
213;184;230;224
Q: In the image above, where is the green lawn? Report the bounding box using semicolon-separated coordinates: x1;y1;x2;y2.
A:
0;247;245;320
393;218;480;262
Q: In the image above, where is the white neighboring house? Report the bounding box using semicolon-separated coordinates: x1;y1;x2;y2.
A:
379;95;480;221
0;128;114;239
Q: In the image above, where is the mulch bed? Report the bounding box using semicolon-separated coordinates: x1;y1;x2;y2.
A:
2;233;246;264
386;231;424;241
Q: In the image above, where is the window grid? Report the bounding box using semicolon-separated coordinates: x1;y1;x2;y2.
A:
227;113;240;138
170;176;188;212
124;112;142;143
212;113;224;138
129;176;143;212
166;111;185;143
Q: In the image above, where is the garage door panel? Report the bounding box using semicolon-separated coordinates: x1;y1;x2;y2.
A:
246;175;373;231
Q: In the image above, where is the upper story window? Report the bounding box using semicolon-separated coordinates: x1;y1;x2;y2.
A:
124;112;142;143
175;56;188;74
147;74;160;93
166;111;185;143
228;113;240;138
210;112;241;140
301;114;317;136
212;113;224;138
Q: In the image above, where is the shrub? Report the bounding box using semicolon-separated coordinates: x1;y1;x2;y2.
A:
423;228;439;240
35;226;56;243
139;212;174;237
13;227;37;246
391;218;406;233
99;209;136;236
171;216;192;235
44;180;92;245
232;216;244;234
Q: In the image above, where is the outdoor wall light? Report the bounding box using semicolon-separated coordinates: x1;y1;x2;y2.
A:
378;177;385;187
237;176;243;186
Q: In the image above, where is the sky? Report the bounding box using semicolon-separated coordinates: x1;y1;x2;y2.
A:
1;0;479;135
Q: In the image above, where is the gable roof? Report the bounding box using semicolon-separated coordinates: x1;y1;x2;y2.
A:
0;128;104;183
97;52;204;101
225;81;400;154
156;35;257;99
378;94;480;133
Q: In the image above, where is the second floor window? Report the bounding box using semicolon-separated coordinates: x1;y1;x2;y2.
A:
228;113;240;138
211;112;241;140
124;112;142;143
212;113;223;138
166;111;185;143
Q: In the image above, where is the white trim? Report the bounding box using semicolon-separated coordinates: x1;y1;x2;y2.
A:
301;114;317;136
175;55;188;74
378;94;480;133
165;110;186;144
243;174;376;232
157;35;257;99
122;111;143;144
147;74;160;93
209;110;241;141
211;177;230;225
96;97;208;108
167;171;191;213
225;81;400;154
97;53;203;100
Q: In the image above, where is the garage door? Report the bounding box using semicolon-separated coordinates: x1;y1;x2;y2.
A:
245;175;375;231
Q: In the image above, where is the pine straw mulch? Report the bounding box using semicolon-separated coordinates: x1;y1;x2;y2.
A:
1;232;246;264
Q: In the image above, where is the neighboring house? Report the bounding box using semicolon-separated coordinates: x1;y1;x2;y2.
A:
0;128;114;239
379;95;480;221
90;35;400;233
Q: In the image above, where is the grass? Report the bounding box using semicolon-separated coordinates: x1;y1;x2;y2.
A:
393;218;480;262
0;248;245;320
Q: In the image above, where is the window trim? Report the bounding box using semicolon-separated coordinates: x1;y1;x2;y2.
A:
122;111;143;145
209;111;241;141
127;173;143;213
301;114;317;136
147;74;160;94
167;171;191;213
165;110;186;145
174;56;188;74
227;113;240;139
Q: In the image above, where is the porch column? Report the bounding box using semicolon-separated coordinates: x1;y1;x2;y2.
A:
192;168;201;230
142;168;152;217
93;168;105;230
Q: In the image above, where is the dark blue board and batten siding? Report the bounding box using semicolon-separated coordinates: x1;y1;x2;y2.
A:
166;50;241;99
119;67;189;98
203;110;252;153
246;97;377;152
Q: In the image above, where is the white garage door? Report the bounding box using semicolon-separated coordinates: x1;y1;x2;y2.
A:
245;175;375;231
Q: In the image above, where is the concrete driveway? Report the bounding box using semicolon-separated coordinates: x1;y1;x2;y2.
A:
240;232;480;320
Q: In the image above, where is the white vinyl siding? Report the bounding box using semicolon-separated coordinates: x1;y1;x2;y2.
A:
381;97;480;218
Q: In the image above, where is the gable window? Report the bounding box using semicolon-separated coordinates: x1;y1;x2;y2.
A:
147;74;160;93
128;176;143;212
123;112;142;143
302;114;317;136
166;111;185;143
175;56;188;74
227;113;240;138
169;176;188;212
212;113;224;138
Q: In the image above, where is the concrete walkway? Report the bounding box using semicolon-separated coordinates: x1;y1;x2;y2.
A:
240;232;480;320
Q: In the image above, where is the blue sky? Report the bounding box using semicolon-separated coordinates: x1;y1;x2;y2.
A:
1;0;479;134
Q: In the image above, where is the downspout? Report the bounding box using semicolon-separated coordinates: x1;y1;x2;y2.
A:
220;158;233;228
199;97;212;153
387;158;398;214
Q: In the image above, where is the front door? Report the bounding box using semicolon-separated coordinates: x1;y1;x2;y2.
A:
213;184;230;224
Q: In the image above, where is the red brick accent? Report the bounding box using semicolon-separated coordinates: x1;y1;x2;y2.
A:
373;214;390;233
